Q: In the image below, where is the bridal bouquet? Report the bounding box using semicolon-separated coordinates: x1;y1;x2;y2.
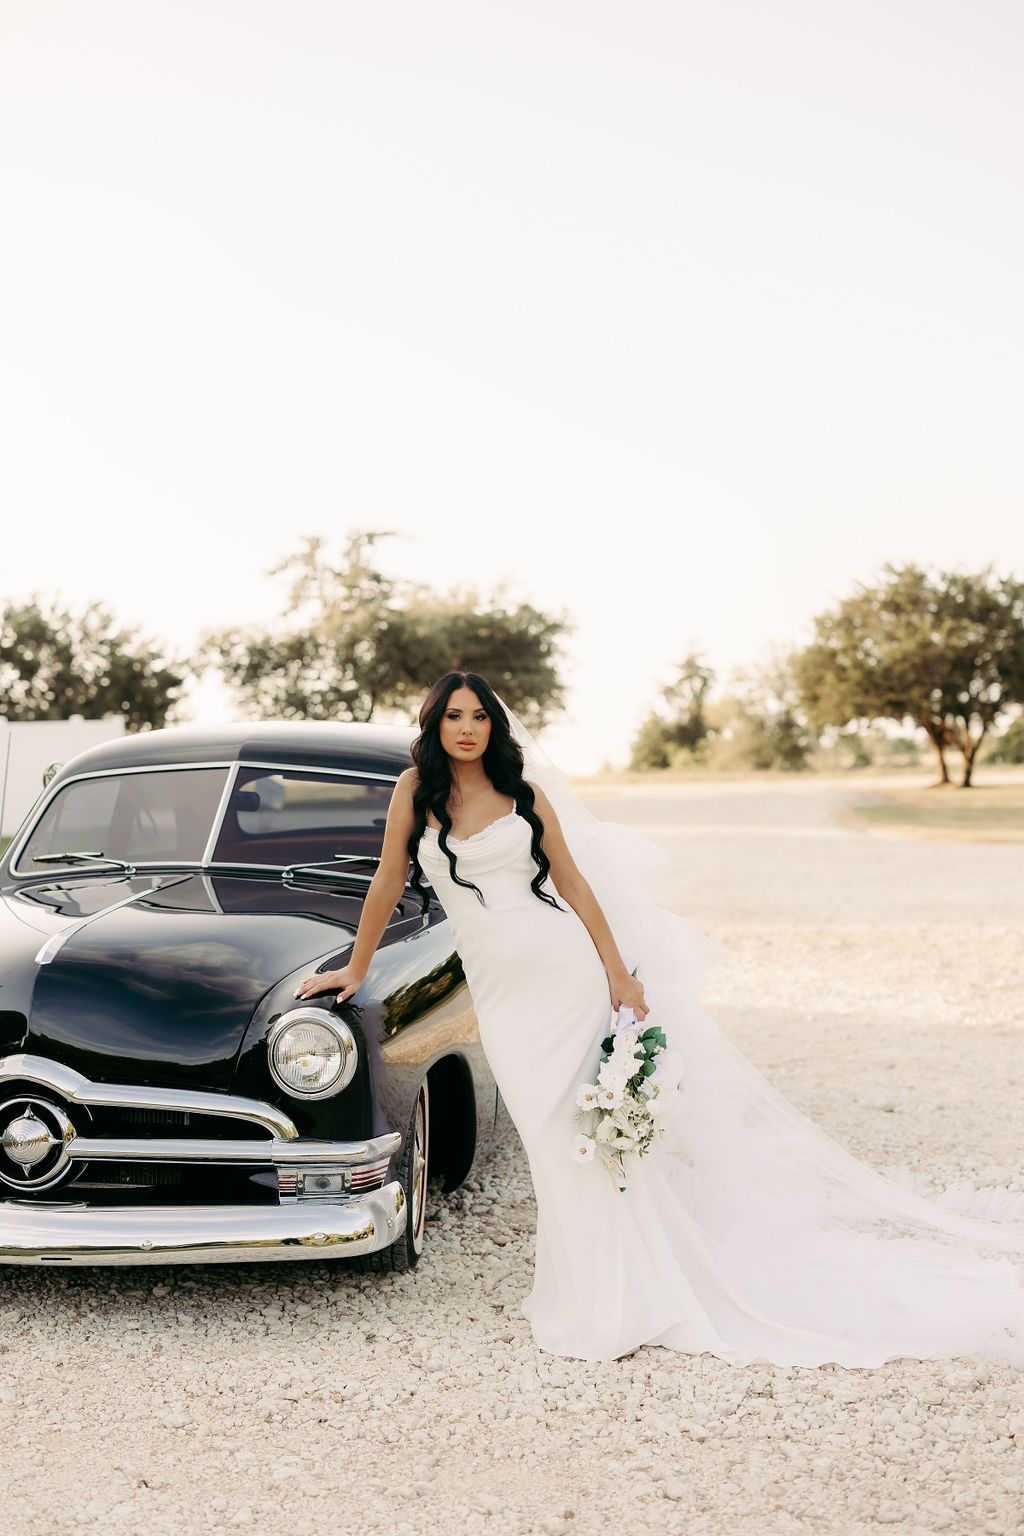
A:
570;966;681;1192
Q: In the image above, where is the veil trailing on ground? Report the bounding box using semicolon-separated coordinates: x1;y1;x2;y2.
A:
493;689;1024;1368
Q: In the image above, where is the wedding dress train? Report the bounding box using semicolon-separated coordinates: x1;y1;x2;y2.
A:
417;807;1024;1368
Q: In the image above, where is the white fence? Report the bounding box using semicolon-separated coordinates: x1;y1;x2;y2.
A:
0;717;127;839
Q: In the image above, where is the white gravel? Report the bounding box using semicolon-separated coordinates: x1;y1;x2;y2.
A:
2;774;1022;1536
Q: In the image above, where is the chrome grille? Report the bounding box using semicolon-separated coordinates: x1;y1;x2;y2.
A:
89;1105;274;1142
78;1163;186;1188
116;1107;192;1128
0;1054;400;1210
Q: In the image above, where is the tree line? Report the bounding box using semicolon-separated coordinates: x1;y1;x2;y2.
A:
632;563;1024;787
2;533;1021;788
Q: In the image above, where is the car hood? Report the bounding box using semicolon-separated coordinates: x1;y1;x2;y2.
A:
2;871;364;1088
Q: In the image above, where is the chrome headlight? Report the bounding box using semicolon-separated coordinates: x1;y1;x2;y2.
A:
267;1008;357;1099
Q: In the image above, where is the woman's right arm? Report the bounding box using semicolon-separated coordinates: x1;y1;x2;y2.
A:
294;769;419;1002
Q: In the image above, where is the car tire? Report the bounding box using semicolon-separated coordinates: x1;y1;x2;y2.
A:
349;1077;430;1273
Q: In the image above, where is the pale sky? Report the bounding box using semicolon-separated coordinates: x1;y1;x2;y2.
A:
1;0;1021;772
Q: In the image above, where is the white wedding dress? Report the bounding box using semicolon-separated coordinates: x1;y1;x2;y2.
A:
417;805;1024;1369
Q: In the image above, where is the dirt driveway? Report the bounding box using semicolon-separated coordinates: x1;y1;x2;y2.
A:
2;778;1021;1536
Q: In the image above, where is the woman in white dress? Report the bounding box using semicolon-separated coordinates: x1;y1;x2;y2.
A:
296;671;1024;1369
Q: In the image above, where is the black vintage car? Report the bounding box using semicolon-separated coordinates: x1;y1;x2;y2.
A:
0;721;501;1269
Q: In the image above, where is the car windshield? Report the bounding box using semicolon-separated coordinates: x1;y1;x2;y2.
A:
13;764;397;876
211;768;393;868
15;767;231;872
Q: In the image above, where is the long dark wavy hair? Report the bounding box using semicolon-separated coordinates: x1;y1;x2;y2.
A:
405;671;567;912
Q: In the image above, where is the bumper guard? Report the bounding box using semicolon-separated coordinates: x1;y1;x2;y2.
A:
0;1180;407;1265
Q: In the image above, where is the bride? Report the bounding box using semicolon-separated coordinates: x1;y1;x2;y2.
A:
296;670;1024;1368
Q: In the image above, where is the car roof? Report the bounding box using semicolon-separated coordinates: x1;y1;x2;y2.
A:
50;720;418;783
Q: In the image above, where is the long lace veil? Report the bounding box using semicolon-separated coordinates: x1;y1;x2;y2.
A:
492;687;1024;1354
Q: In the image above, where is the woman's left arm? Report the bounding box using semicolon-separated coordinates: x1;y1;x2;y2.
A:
528;783;649;1019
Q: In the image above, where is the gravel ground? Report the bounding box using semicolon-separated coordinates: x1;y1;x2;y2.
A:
2;775;1022;1536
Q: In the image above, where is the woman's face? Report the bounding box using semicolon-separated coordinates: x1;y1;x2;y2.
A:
440;687;492;764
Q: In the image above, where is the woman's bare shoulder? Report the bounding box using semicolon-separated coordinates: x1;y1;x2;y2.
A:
524;778;554;813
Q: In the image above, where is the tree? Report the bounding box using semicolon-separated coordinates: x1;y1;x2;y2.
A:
721;648;814;772
659;652;716;752
197;529;571;730
940;569;1024;785
628;713;676;771
0;595;189;730
791;563;1024;787
986;713;1024;764
628;652;717;769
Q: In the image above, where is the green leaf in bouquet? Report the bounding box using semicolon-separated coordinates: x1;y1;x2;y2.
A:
640;1059;657;1076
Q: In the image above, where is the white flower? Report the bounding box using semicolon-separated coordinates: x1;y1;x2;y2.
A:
570;1134;597;1163
645;1081;676;1118
608;1111;640;1147
651;1047;683;1095
595;1116;618;1143
597;1057;628;1090
575;1082;601;1110
611;1028;640;1061
597;1082;624;1111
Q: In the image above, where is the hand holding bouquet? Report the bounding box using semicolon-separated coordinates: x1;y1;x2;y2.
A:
570;965;681;1192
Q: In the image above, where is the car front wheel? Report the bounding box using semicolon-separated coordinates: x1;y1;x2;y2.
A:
350;1077;429;1273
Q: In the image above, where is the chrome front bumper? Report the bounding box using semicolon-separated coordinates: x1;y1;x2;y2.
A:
0;1179;407;1265
0;1052;407;1264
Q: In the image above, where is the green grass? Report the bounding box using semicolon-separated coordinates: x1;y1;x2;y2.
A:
842;780;1024;842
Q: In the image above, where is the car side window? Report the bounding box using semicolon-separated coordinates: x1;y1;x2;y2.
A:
212;769;396;868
